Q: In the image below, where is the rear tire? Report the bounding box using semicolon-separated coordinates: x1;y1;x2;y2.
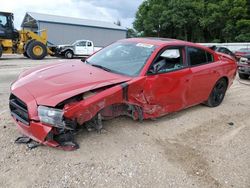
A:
205;78;228;107
26;41;47;60
0;45;2;58
65;50;74;59
239;73;249;80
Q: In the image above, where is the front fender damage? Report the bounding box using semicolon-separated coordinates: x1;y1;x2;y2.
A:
19;77;165;151
40;81;145;150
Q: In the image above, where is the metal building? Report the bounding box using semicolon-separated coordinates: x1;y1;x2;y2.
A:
21;12;127;47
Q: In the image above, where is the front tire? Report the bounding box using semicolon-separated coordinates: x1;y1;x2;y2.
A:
239;73;249;80
26;41;47;60
205;78;228;107
65;50;74;59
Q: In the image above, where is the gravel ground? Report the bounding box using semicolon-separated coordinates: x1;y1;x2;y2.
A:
0;55;249;188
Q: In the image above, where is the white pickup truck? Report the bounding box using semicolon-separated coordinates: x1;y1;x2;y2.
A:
53;40;102;59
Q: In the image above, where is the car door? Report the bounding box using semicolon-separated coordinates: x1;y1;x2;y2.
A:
186;46;219;106
143;46;192;116
75;41;87;55
86;41;94;55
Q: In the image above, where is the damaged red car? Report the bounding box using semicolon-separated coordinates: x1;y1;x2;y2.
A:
9;38;237;150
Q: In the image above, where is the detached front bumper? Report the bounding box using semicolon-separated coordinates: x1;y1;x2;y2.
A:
11;109;78;150
9;92;78;150
9;92;55;145
11;117;59;147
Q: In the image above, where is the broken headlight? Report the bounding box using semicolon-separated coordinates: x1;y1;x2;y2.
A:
38;106;64;128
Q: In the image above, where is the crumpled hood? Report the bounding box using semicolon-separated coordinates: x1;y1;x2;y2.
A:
12;61;131;106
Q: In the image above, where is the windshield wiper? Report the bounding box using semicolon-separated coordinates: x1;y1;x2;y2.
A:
91;64;113;72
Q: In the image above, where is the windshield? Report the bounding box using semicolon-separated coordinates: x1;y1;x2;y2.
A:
0;15;7;26
72;41;80;46
71;41;85;46
86;42;156;76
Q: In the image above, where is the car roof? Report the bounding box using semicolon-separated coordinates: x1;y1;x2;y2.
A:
75;40;89;42
119;38;212;52
120;37;182;45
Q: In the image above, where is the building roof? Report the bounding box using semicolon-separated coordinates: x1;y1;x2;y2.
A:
22;12;127;31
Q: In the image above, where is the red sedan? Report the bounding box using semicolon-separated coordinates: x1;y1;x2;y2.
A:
9;38;237;150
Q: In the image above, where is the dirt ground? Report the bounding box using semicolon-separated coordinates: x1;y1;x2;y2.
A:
0;55;249;188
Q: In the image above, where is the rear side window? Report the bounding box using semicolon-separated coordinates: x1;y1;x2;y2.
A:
206;52;213;62
77;41;86;46
188;47;214;66
87;42;92;46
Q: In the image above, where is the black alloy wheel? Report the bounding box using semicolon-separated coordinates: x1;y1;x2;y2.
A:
205;78;228;107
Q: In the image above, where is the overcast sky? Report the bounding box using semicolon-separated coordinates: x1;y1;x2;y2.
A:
1;0;143;29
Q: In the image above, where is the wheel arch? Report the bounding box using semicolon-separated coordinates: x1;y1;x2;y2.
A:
62;48;74;54
219;76;229;88
204;76;229;107
209;76;229;95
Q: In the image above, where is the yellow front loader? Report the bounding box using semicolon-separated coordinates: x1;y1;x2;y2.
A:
0;12;53;59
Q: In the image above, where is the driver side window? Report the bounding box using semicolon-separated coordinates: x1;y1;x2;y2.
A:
76;41;86;47
87;42;92;47
149;47;185;74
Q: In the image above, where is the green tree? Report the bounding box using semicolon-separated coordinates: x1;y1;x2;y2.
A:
114;20;121;26
133;0;250;42
235;19;250;41
166;0;203;41
134;0;168;37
